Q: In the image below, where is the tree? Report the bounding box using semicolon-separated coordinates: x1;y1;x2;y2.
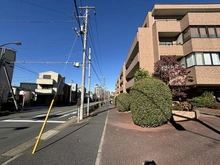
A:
134;68;151;82
152;56;191;100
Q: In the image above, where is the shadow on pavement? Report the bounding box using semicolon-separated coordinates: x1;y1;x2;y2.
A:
144;160;156;165
170;117;186;131
196;119;220;135
35;123;89;153
90;105;115;117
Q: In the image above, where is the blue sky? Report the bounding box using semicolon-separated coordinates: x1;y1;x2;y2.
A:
1;0;219;92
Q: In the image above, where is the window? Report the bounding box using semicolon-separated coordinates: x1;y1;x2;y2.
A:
190;27;200;38
186;54;195;67
216;27;220;37
211;53;220;65
199;27;207;38
43;75;51;79
195;53;204;65
203;53;212;65
208;27;216;38
183;28;191;42
180;57;186;68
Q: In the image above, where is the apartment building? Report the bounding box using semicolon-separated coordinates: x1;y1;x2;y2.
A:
0;48;16;103
116;4;220;98
35;71;65;104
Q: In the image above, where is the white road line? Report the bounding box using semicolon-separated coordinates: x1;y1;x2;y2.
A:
1;119;66;124
37;130;60;140
57;109;77;115
58;111;77;119
95;109;109;165
1;153;22;165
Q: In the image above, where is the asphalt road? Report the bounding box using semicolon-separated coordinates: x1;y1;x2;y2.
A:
0;102;100;164
1;103;110;165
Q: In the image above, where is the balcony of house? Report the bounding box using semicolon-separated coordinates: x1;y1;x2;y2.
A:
36;78;54;85
187;66;220;86
125;77;134;90
154;19;181;32
125;41;139;68
35;88;55;94
126;55;139;78
158;32;184;56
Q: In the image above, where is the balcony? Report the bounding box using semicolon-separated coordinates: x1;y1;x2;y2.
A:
126;54;139;78
159;44;184;56
125;78;134;89
36;78;54;85
35;88;55;95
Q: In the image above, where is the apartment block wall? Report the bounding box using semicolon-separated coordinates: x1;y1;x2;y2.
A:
116;4;220;95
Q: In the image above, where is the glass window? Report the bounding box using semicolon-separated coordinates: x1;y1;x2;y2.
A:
216;27;220;37
195;53;204;65
199;27;207;38
208;27;216;38
183;28;191;42
211;53;220;65
203;53;212;65
190;27;200;38
180;57;186;68
186;54;195;67
43;75;51;79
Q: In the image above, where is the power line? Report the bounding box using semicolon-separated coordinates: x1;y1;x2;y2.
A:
0;20;75;23
91;63;103;86
73;0;84;45
88;26;103;76
19;0;73;19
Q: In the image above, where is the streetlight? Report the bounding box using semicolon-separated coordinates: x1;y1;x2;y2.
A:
0;41;22;48
0;41;22;111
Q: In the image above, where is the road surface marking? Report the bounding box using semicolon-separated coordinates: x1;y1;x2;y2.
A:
1;119;66;124
95;109;109;165
37;130;59;140
58;111;77;118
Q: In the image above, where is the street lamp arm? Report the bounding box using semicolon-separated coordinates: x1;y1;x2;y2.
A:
0;42;22;48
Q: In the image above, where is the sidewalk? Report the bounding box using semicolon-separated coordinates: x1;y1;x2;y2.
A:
100;105;220;165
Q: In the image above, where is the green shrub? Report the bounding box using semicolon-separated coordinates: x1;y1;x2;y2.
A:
205;103;220;110
115;93;130;112
187;91;214;108
130;78;172;127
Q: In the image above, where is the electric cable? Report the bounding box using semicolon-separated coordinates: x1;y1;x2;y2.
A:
0;20;75;23
19;0;73;19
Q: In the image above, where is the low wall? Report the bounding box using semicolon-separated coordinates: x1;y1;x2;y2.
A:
172;110;199;121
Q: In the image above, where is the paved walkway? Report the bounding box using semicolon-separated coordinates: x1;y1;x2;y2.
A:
100;104;220;165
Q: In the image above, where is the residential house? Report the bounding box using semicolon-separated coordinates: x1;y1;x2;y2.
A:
35;71;65;105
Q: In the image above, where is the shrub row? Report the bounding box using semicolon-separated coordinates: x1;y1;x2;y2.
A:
187;91;214;108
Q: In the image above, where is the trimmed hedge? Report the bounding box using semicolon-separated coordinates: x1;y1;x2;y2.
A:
115;93;130;112
187;91;214;108
130;78;172;127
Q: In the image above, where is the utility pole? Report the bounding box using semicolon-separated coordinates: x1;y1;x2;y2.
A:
102;77;106;103
79;6;95;121
87;47;91;116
